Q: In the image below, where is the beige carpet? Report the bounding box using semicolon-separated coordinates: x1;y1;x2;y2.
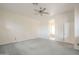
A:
0;38;79;55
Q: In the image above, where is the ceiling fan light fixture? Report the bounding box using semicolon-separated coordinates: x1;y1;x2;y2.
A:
33;3;49;16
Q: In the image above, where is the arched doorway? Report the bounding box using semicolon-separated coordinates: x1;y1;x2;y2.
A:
49;19;55;40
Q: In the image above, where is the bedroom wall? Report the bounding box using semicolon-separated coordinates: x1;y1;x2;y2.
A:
0;10;40;45
0;7;75;45
39;20;49;39
55;11;74;44
38;11;74;44
74;7;79;49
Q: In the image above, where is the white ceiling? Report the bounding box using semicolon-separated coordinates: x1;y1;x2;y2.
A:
0;3;79;20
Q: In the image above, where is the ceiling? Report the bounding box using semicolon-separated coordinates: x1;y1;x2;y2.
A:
0;3;79;20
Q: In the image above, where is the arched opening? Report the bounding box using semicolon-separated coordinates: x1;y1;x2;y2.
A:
49;19;55;40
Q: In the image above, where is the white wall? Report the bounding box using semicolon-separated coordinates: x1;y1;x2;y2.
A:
39;20;49;39
55;14;65;42
38;11;74;44
0;7;75;45
54;11;74;44
0;10;40;45
74;7;79;49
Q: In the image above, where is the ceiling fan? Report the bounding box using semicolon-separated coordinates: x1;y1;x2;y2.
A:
32;3;49;16
34;7;49;16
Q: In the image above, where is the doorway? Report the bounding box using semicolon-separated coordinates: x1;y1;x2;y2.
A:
49;20;55;40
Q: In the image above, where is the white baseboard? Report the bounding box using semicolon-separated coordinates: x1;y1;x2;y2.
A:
55;40;74;45
0;37;39;45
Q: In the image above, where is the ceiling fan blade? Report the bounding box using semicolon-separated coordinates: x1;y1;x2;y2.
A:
43;12;49;14
42;8;46;11
40;7;42;9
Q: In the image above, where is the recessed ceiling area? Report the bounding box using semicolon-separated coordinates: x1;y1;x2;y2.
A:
0;3;79;20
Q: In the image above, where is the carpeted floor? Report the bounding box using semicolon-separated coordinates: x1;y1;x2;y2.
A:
0;38;79;55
